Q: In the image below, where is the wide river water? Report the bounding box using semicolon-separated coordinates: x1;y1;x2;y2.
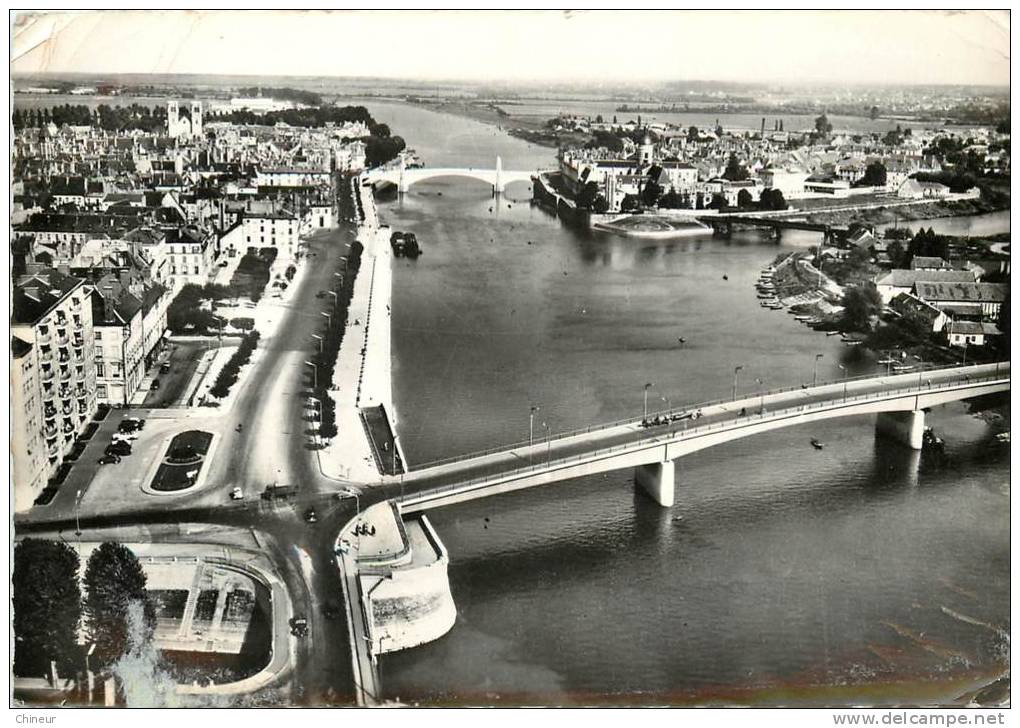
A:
360;100;1010;706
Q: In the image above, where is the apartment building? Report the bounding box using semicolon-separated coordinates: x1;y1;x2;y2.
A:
11;268;97;511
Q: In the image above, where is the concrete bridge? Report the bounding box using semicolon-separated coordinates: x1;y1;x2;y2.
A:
395;362;1009;513
363;157;542;194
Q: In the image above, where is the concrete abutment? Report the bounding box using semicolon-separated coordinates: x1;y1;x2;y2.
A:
634;460;676;507
875;410;925;450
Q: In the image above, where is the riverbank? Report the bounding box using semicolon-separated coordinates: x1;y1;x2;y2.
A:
803;194;1009;228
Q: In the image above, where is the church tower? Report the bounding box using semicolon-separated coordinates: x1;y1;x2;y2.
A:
167;101;179;138
190;101;203;138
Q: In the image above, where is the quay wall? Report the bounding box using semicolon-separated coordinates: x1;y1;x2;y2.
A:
364;514;457;655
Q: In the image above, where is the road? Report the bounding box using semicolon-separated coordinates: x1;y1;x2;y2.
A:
18;225;366;706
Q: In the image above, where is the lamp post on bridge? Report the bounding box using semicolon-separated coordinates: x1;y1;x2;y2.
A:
529;406;540;465
311;334;323;354
755;377;766;415
732;366;743;401
543;421;551;465
813;354;824;387
838;364;847;401
643;383;653;422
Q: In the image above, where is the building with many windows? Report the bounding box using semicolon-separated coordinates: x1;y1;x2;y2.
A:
11;268;97;511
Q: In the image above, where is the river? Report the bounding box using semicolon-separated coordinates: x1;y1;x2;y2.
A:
361;100;1010;706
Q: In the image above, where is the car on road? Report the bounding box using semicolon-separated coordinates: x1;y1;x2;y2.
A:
218;260;229;267
159;362;172;374
97;453;122;465
119;417;146;433
304;507;318;524
150;379;161;390
230;487;244;500
106;441;132;457
289;616;309;637
112;430;139;441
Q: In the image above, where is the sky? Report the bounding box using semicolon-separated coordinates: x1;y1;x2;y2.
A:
10;10;1011;87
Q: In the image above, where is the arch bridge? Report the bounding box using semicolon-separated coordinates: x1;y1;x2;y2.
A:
363;156;543;194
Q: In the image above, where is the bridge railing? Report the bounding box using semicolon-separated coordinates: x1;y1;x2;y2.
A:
399;365;1009;504
408;362;1009;472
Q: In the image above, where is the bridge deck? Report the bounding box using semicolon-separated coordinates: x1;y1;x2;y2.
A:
396;362;1009;509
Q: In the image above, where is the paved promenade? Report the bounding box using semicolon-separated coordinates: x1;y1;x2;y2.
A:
319;180;405;482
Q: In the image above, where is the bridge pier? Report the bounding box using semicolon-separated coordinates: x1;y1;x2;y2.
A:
875;410;925;450
634;460;676;507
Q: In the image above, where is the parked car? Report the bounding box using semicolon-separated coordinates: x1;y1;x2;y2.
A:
150;379;161;390
97;453;122;465
111;431;139;442
106;441;132;457
304;507;318;524
119;417;146;433
159;362;171;374
230;487;244;500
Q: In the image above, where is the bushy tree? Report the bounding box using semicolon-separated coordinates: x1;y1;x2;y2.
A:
842;283;883;332
13;539;82;677
760;188;787;211
815;113;833;136
736;188;754;208
860;161;887;187
723;154;749;181
84;543;156;669
641;180;663;207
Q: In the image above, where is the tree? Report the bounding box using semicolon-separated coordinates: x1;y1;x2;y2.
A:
620;194;641;212
576;180;601;210
13;539;82;677
708;193;728;210
658;189;684;209
814;113;833;136
842;283;883;332
84;543;156;669
860;161;887;187
736;188;754;209
591;194;609;214
869;106;879;120
687;125;699;143
886;239;906;268
760;188;787;211
723;153;749;182
641;180;663;207
595;114;603;124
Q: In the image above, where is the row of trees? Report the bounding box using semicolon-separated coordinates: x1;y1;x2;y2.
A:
13;539;155;678
312;238;365;440
209;330;261;399
13;104;167;132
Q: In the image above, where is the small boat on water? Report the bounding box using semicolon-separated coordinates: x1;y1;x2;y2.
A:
810;438;825;450
892;364;914;373
826;330;841;336
844;339;863;346
767;302;784;310
877;357;897;365
794;315;813;322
